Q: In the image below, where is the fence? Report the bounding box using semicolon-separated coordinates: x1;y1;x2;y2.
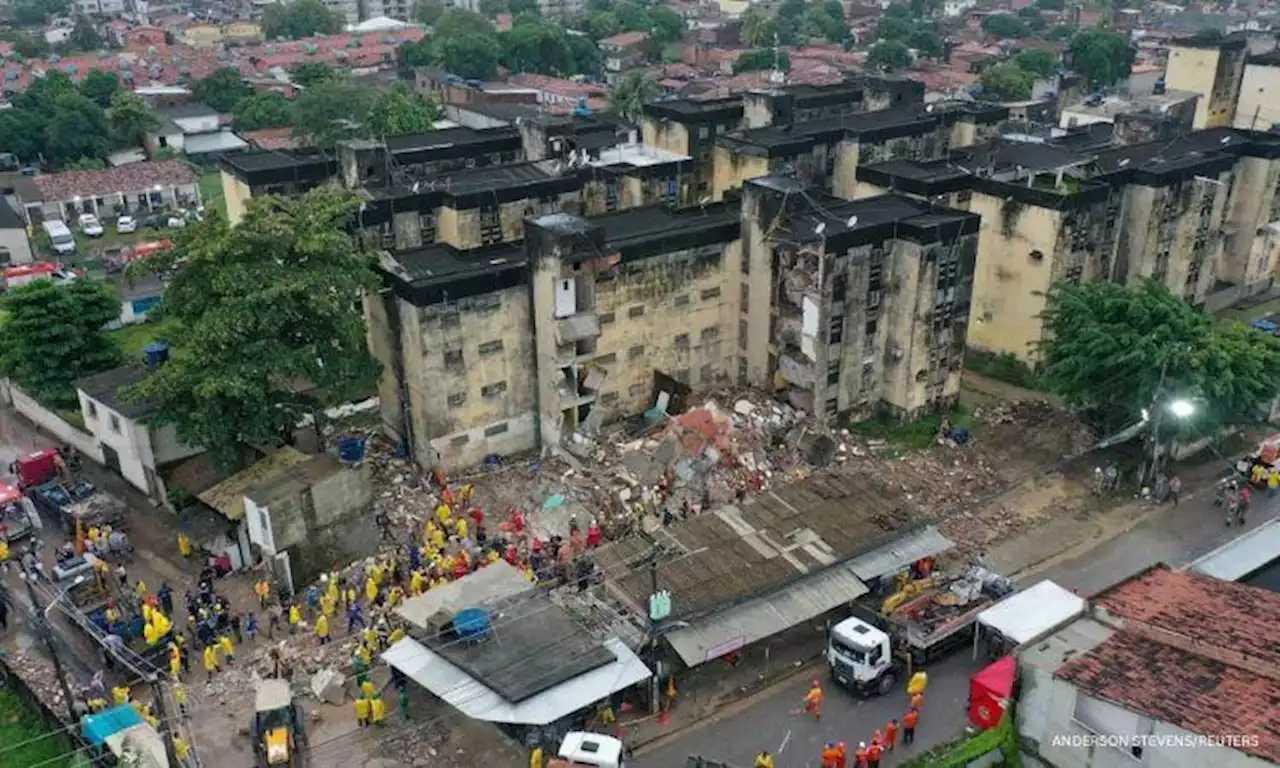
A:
0;379;104;464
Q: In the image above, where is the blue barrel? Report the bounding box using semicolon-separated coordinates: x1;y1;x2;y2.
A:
337;435;367;463
453;608;492;641
142;342;169;367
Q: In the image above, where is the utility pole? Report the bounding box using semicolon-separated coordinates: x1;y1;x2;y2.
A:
1145;353;1170;486
643;546;671;715
20;574;77;722
148;674;181;767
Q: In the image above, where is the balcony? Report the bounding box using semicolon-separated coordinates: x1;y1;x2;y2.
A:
555;313;601;345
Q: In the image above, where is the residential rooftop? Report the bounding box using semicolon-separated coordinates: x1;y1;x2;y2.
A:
76;366;158;419
31;160;197;203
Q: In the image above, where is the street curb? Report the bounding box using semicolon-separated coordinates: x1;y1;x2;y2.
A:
631;655;825;756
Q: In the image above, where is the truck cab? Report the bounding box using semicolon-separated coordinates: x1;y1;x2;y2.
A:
828;616;899;697
553;732;625;768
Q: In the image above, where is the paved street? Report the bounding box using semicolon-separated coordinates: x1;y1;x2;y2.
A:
634;489;1280;768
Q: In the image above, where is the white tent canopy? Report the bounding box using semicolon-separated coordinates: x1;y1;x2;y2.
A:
975;580;1085;654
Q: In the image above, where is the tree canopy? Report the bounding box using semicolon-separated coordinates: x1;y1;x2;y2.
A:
192;68;253;114
867;40;912;71
1013;48;1058;79
1068;30;1135;89
981;14;1031;39
106;90;161;148
232;91;294;131
0;280;121;409
414;0;444;24
0;71;120;165
126;189;381;469
1038;280;1280;432
980;62;1035;100
290;61;340;87
290;81;445;146
262;0;343;40
79;70;121;108
11;0;69;27
734;48;791;73
440;33;502;79
610;71;654;123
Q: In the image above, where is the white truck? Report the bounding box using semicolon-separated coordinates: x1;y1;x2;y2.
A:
827;616;901;697
550;732;626;768
42;219;76;254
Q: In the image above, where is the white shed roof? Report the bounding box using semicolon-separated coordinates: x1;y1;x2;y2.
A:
382;636;650;726
1189;518;1280;582
977;580;1085;645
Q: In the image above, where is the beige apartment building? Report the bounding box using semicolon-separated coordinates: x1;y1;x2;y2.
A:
1164;33;1249;130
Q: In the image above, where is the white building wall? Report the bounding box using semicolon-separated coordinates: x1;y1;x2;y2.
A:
0;227;35;265
243;496;277;555
1018;667;1273;768
1236;64;1280;131
78;392;153;495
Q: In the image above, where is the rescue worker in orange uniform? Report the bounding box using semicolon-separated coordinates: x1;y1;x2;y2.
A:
820;742;839;768
834;741;848;768
910;691;925;710
853;741;868;768
903;708;920;744
866;740;884;768
803;680;824;721
884;719;899;751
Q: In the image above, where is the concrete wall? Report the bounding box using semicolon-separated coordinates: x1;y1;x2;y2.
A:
1166;45;1245;129
1221;155;1280;297
2;379;104;464
1237;63;1280;130
711;147;769;202
966;192;1062;362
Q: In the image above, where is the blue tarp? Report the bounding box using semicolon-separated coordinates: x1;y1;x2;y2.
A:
82;704;143;745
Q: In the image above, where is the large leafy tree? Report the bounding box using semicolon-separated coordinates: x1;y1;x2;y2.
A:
397;38;435;74
79;70;121;108
1038;280;1280;432
67;17;103;52
584;11;622;40
262;0;343;40
290;61;340;88
981;62;1035;100
0;280;121;409
126;189;381;469
867;40;912;71
440;33;501;79
106;90;161;148
232;91;294;131
290;80;374;147
740;9;773;46
42;90;111;167
981;14;1031;39
1069;30;1135;89
734;49;790;74
12;0;69;27
415;0;444;24
435;9;494;39
648;6;685;43
610;70;654;123
909;30;943;59
369;86;443;136
1013;49;1058;79
192;68;252;113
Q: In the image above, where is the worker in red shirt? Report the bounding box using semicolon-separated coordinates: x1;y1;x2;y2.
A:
903;708;920;744
853;741;868;768
821;742;839;768
866;740;884;768
884;719;899;751
802;681;824;721
910;691;925;710
834;741;848;768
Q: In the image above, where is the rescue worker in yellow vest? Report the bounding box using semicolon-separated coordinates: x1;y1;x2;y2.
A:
530;746;544;768
218;634;235;664
354;697;371;728
371;694;386;726
753;751;775;768
177;533;192;559
203;644;219;681
174;735;192;766
316;614;330;645
908;670;929;697
112;685;130;706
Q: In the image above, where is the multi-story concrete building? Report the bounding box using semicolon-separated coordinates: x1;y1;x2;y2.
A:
1164;33;1249;130
854;129;1280;363
1236;50;1280;131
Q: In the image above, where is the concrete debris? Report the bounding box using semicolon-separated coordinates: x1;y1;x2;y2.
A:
6;651;71;716
310;668;346;705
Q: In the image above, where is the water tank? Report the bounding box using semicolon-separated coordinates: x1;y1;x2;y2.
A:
337;435;367;464
142;342;169;367
453;608;492;641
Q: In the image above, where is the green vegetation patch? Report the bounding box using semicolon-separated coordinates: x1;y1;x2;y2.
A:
0;685;80;768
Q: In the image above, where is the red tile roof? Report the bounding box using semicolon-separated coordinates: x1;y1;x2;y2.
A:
33;160;197;202
1055;566;1280;763
600;31;648;48
241;127;300;150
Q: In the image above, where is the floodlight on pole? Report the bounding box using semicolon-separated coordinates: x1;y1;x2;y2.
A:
1168;399;1196;419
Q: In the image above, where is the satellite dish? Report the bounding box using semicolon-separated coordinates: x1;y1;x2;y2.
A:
814;222;826;236
846;215;859;229
1118;158;1130;167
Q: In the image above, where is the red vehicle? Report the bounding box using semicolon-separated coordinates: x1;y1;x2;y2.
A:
11;448;62;489
123;240;174;262
2;263;76;291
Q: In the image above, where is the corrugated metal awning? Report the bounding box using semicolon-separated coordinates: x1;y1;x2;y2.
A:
664;564;869;668
382;637;651;726
847;526;953;581
1189;518;1280;581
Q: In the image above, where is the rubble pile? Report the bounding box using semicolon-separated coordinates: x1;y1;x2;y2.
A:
4;652;72;718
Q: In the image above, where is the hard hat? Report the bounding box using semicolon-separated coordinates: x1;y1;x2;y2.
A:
859;742;866;748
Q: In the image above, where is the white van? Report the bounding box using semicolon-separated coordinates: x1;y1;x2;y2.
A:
42;220;76;255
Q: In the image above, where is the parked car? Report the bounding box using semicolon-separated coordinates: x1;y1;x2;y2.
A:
116;215;137;234
78;213;104;237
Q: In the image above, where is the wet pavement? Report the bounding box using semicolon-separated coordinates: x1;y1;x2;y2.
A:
632;485;1280;768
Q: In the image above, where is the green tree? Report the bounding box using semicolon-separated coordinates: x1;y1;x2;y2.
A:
12;0;69;27
585;10;621;40
883;4;911;18
740;8;774;46
909;0;942;17
501;18;576;73
42;91;110;167
440;33;501;79
415;0;445;24
734;48;791;73
615;1;649;31
435;9;495;39
1013;49;1058;79
369;86;443;136
66;16;102;52
396;38;435;74
65;157;106;170
610;70;654;122
509;0;539;14
1038;280;1280;432
232;90;294;131
648;6;685;43
1034;0;1064;9
479;0;505;16
803;6;847;43
2;31;50;59
79;69;120;108
192;68;252;113
262;0;343;40
290;61;339;87
980;62;1035;100
1068;30;1136;88
290;81;373;147
1015;6;1045;31
909;30;943;59
1045;25;1075;42
0;109;44;161
0;280;121;409
126;189;381;469
106;90;160;148
867;40;912;71
981;14;1030;39
778;0;805;18
774;15;800;46
875;16;913;42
